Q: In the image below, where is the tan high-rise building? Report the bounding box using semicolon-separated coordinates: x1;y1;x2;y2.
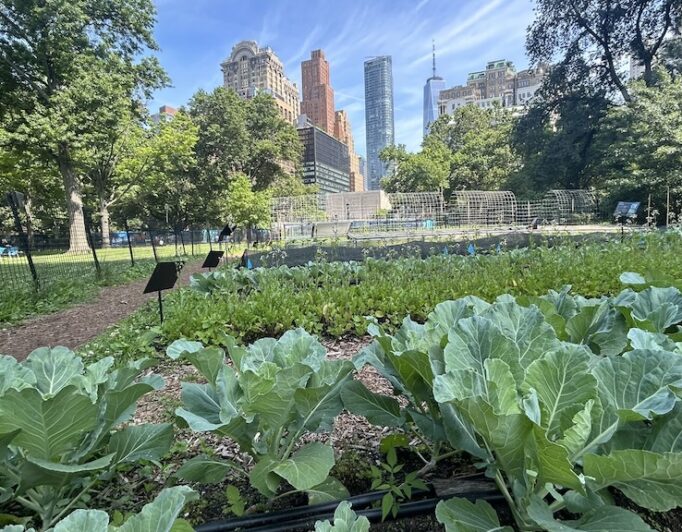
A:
221;40;300;124
334;110;363;192
301;50;335;134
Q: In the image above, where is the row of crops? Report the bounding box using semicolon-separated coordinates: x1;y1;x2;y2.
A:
3;232;682;530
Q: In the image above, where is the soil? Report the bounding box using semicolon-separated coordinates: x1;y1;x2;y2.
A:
0;260;204;361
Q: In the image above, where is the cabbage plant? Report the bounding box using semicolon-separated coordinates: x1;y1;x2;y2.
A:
0;486;197;532
0;348;173;530
168;329;354;501
357;292;682;531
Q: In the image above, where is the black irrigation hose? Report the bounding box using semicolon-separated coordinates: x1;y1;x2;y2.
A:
195;478;499;532
244;492;506;532
194;487;432;532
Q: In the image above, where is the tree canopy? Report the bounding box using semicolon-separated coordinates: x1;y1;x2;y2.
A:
0;0;166;250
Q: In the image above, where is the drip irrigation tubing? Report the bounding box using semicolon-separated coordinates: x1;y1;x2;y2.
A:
195;478;500;532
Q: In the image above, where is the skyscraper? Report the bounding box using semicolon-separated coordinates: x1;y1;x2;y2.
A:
364;56;394;190
301;50;335;134
423;42;445;137
221;40;300;124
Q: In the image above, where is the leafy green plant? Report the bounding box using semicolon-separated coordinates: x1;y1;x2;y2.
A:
314;501;370;532
0;486;197;532
161;232;682;345
167;329;353;503
0;348;173;530
359;292;682;531
369;442;427;521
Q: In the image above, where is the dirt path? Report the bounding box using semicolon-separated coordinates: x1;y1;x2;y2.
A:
0;261;204;361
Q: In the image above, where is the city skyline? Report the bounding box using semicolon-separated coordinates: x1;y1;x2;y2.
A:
149;0;536;155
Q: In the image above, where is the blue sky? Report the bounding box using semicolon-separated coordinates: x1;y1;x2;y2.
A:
150;0;537;155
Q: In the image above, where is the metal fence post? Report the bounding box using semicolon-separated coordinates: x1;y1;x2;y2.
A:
190;229;195;256
84;219;101;278
150;229;158;262
124;219;135;267
6;191;39;289
208;228;213;251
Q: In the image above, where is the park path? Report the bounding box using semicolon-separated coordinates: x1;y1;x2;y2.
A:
0;261;204;362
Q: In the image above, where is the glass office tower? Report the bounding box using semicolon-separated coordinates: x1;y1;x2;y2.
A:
364;56;395;191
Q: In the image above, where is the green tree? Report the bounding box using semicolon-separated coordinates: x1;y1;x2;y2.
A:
76;58;165;246
187;88;302;199
510;57;610;197
591;70;682;219
128;112;201;232
0;137;64;238
380;143;451;192
528;0;681;101
0;0;164;251
224;173;271;233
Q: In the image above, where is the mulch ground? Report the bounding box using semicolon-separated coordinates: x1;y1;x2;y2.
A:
0;261;205;361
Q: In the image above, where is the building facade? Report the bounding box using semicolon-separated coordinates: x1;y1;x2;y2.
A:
423;43;446;136
334;110;363;192
298;122;351;194
301;50;335;134
150;105;177;123
221;40;300;124
364;56;395;191
438;60;548;115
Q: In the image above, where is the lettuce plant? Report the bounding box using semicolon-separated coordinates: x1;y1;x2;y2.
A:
167;329;354;502
0;348;173;530
0;486;197;532
358;292;682;531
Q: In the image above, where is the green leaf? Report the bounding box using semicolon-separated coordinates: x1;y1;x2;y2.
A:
435;497;511;531
294;385;345;433
115;486;198;532
0;355;35;395
314;501;370;532
107;423;173;463
584;450;682;511
592;349;682;422
619;272;646;286
175;456;236;484
21;454;114;487
565;302;628;356
527;495;652;531
166;339;204;360
0;429;20;461
249;455;281;497
24;347;84;398
340;381;403;427
307;477;350;505
183;347;226;384
627;286;682;332
273;442;335;491
53;509;109;532
481;302;559;380
522;346;597;437
527;426;584;492
381;492;394;521
0;386;97;460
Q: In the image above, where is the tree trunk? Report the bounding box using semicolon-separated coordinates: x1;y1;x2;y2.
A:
100;199;111;248
57;145;90;253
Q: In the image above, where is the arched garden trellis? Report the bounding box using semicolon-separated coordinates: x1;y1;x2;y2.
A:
544;190;598;223
386;192;445;220
448;190;517;227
